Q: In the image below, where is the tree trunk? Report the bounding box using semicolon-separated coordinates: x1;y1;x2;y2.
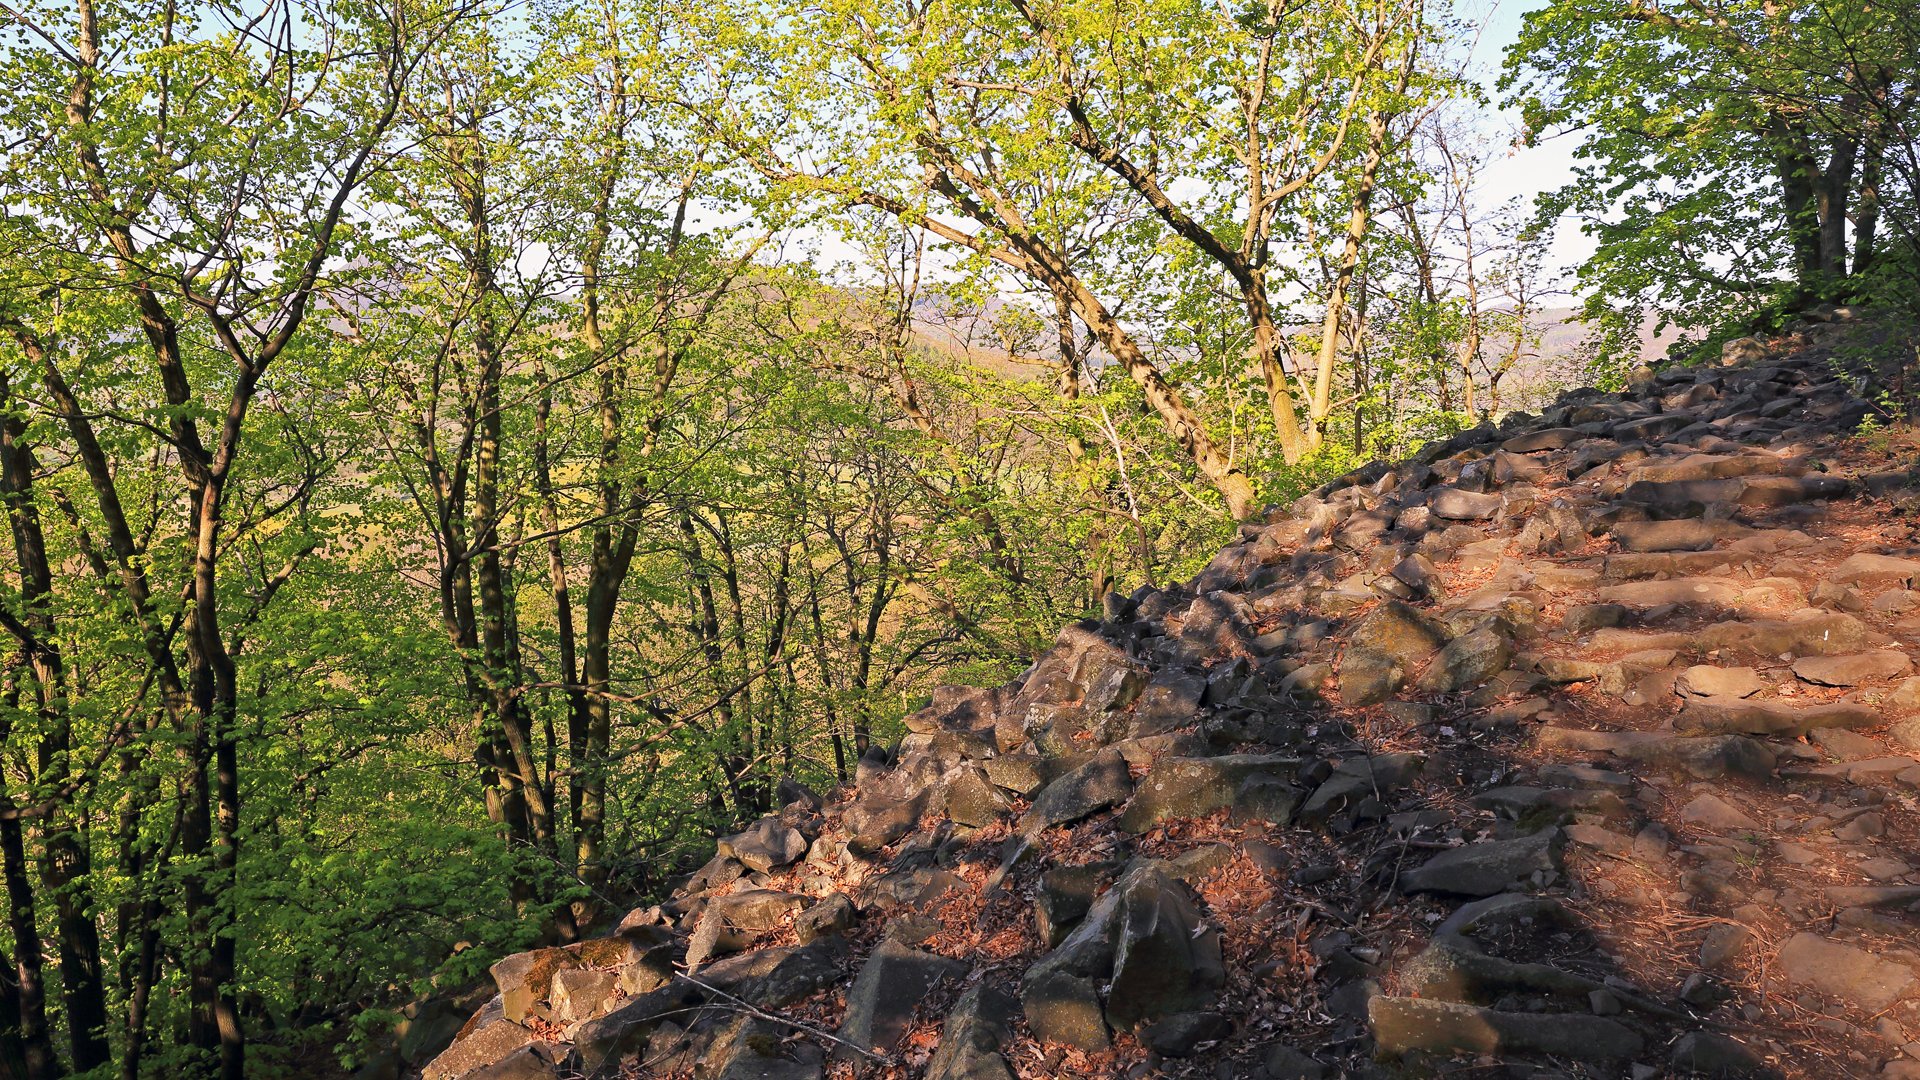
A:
1308;109;1391;451
0;369;111;1072
0;780;60;1080
1853;135;1883;276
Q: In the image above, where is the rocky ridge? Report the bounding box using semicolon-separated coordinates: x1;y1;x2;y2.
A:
411;322;1920;1079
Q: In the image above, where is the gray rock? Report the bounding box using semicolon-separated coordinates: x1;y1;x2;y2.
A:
1792;650;1914;687
488;949;576;1024
422;999;535;1080
702;1015;825;1080
1117;754;1298;833
1022;748;1132;832
1299;753;1424;821
836;939;968;1054
1401;829;1562;897
1368;995;1643;1059
1431;487;1505;520
1676;666;1766;699
1399;936;1612;1007
1140;1010;1230;1057
700;941;845;1009
1775;932;1915;1012
1562;603;1630;633
1680;793;1762;833
1536;726;1777;780
461;1046;565;1080
719;817;809;874
1350;601;1452;668
1262;1043;1330;1079
570;982;704;1074
1416;628;1512;694
944;766;1013;827
980;753;1048;796
925;984;1018;1080
1130;667;1207;737
1670;1031;1770;1076
1612;518;1736;552
1893;677;1920;716
1104;868;1226;1031
1035;862;1120;948
794;895;856;946
1339;647;1404;706
686;891;808;969
1675;696;1879;737
1502;427;1583;453
1021;969;1109;1052
1697;610;1870;656
550;968;617;1025
1699;923;1754;969
1832;553;1920;587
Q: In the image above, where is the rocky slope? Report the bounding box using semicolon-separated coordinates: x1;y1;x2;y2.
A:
412;316;1920;1080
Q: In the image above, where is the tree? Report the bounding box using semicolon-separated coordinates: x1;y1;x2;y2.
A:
1505;0;1916;331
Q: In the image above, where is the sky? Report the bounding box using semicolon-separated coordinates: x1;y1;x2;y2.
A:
1459;0;1597;290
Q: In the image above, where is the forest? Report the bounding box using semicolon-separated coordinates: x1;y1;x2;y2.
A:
0;0;1913;1074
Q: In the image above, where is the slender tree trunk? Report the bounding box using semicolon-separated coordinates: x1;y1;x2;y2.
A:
0;370;111;1072
1853;135;1883;276
0;769;60;1080
0;945;30;1078
1773;118;1828;299
1308;109;1391;451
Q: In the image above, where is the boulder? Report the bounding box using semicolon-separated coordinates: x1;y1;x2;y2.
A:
422;999;534;1080
1021;969;1109;1052
1140;1011;1231;1057
1832;553;1920;587
570;982;704;1074
1676;666;1766;699
1022;748;1132;832
686;891;807;969
1401;830;1562;897
793;894;856;945
944;766;1013;827
1791;650;1913;687
1350;601;1451;668
1431;488;1504;520
1611;518;1737;552
488;949;577;1024
700;941;845;1009
1035;862;1121;948
1103;868;1227;1031
1299;753;1424;821
701;1015;825;1080
980;753;1048;796
836;939;968;1054
1130;667;1207;738
1338;647;1404;706
1416;628;1512;694
1502;427;1583;453
719;817;809;874
460;1046;564;1080
1679;794;1761;833
1697;610;1870;656
1368;996;1642;1059
1117;754;1298;833
1598;577;1743;608
1670;1031;1770;1076
1674;696;1878;737
549;967;617;1026
925;984;1018;1080
1774;932;1915;1012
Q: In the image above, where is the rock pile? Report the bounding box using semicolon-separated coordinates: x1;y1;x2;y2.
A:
414;326;1920;1079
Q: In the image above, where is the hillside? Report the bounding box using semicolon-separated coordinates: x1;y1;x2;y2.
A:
398;314;1920;1080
